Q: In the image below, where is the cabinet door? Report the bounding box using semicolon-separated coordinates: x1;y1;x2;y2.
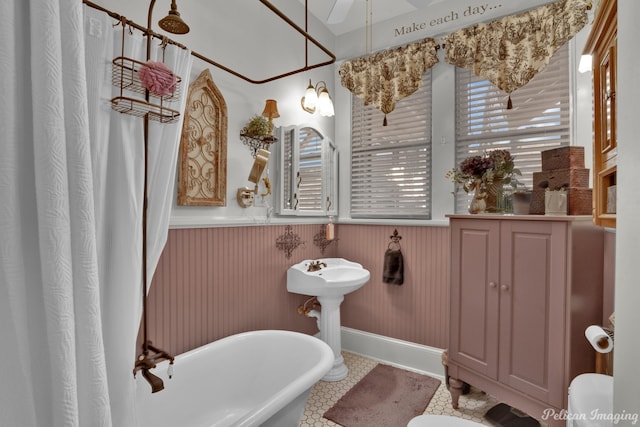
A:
597;44;616;161
450;219;500;379
595;42;617;226
498;220;567;407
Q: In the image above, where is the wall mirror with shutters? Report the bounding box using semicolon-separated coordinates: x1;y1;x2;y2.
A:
276;125;338;216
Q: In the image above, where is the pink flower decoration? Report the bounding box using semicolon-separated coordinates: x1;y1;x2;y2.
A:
138;61;177;97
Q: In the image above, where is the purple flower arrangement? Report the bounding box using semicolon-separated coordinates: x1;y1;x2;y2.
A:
447;149;520;194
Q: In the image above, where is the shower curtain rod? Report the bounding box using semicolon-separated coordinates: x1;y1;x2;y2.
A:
82;0;336;84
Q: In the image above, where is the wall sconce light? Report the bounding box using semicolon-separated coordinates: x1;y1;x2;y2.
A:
301;80;335;117
237;148;271;208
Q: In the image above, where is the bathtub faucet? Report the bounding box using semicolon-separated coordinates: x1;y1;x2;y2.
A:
133;341;174;393
140;367;164;393
307;260;327;272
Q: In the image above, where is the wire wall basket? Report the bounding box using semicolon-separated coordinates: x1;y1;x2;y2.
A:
112;56;182;101
111;95;180;123
110;20;182;124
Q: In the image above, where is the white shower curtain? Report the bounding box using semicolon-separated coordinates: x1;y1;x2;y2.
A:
0;1;192;426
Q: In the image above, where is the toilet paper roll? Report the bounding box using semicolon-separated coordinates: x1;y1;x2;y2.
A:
585;325;614;353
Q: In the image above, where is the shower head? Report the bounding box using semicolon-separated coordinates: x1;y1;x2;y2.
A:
158;0;190;35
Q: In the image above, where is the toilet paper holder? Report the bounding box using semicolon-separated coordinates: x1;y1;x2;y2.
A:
585;324;614;353
585;324;614;375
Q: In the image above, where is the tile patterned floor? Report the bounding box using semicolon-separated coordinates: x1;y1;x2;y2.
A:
300;352;499;427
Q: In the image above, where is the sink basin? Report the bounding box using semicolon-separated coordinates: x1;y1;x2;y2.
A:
287;258;370;297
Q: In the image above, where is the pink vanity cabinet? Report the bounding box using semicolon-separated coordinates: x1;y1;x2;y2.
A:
447;215;604;425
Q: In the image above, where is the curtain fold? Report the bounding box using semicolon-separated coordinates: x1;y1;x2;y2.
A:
84;6;193;426
443;0;588;100
0;1;192;426
0;0;43;423
339;38;439;124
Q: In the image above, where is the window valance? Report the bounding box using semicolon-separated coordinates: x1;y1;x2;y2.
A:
339;0;588;118
339;38;439;125
442;0;588;107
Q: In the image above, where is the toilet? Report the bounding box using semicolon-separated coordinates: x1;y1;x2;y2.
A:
567;373;614;427
407;415;485;426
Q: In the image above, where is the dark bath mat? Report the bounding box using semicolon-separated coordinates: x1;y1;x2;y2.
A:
485;403;540;427
323;364;441;427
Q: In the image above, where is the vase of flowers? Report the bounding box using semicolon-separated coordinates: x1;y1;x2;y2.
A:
446;150;521;213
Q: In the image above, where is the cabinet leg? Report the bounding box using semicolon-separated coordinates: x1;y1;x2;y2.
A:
449;377;464;409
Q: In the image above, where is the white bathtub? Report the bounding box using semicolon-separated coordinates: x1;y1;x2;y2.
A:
134;330;333;427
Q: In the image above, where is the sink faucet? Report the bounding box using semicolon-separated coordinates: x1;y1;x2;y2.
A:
307;260;327;272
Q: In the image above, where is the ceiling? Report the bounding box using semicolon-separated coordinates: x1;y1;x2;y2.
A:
300;0;552;36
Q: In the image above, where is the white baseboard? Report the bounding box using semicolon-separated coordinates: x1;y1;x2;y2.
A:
340;327;445;380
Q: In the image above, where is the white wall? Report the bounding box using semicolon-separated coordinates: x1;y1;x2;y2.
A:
333;0;561;60
98;0;593;226
94;0;336;227
613;0;640;418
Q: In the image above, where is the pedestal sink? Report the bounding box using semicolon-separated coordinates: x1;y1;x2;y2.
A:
287;258;370;381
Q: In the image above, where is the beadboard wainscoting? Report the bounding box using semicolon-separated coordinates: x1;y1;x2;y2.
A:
143;224;338;356
143;224;451;356
337;225;450;350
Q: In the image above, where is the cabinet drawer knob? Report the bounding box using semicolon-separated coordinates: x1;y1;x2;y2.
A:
489;282;497;288
501;284;510;292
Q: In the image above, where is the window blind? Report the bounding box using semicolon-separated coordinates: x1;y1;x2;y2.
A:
454;43;571;213
350;72;432;219
297;127;323;211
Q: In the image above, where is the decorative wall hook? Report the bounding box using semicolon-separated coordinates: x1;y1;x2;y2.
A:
389;229;402;250
276;225;304;259
384;229;404;285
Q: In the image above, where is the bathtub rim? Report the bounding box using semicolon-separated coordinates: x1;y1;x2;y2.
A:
165;328;333;366
140;329;334;427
